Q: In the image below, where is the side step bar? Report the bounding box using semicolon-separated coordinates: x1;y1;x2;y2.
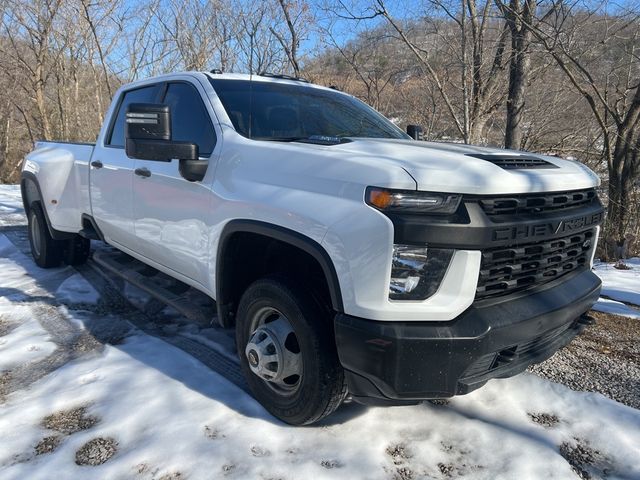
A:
92;248;217;326
78;227;101;240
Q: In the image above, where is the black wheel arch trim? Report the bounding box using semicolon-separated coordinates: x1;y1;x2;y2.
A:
81;213;106;242
21;171;75;240
216;219;344;327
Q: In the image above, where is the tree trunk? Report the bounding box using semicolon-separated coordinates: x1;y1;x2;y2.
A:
606;126;639;258
501;0;535;150
505;30;529;148
606;170;628;253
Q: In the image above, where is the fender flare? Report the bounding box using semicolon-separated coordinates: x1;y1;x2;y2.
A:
216;220;344;326
20;171;74;240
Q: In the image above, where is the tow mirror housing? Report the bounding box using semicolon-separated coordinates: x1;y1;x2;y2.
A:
125;103;207;182
125;103;198;162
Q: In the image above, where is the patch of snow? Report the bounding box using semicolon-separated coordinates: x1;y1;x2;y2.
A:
594;258;640;305
0;184;26;226
0;305;57;372
593;298;640;319
593;257;640;318
0;234;65;294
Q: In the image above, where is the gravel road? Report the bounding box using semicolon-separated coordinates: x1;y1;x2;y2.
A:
529;310;640;410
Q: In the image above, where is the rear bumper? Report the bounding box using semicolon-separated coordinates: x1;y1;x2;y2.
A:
335;268;601;405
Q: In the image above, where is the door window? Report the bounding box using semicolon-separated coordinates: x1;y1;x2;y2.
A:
162;82;216;156
107;85;160;147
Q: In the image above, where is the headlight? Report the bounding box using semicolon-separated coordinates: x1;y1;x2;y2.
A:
366;187;461;214
390;244;454;300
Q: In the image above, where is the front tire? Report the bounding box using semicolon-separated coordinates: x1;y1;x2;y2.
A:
236;276;346;425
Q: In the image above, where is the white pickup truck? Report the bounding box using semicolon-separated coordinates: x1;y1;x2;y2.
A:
21;71;604;425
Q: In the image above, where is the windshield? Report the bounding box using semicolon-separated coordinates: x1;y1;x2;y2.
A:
208;78;409;142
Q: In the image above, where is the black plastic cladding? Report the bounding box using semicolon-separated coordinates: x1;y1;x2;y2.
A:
335;267;602;402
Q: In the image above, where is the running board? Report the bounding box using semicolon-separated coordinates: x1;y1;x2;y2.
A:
91;248;217;326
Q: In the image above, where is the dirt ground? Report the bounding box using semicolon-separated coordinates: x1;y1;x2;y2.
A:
529;310;640;410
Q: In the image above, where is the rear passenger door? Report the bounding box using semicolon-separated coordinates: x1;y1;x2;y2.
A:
91;84;160;249
132;80;219;287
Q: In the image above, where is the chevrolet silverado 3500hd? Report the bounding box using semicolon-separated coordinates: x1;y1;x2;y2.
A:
21;71;604;425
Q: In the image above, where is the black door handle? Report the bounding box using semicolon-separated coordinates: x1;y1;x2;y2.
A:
134;167;151;178
90;160;103;169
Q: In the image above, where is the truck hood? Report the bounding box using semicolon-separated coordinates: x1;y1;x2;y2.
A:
330;138;600;194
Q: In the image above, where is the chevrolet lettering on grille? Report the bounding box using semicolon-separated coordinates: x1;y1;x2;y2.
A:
492;211;604;242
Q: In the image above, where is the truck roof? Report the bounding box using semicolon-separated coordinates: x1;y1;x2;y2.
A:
204;72;338;91
119;71;343;96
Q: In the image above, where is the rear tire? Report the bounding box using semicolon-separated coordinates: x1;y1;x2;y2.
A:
236;276;346;425
28;203;64;268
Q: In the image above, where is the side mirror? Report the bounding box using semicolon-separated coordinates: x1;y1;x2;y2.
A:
125;103;198;162
406;124;424;141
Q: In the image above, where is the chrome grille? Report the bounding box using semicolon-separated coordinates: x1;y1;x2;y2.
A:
476;229;595;298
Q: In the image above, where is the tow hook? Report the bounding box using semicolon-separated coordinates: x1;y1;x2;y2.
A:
496;348;519;365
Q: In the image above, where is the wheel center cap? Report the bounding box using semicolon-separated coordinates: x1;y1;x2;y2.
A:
247;349;259;367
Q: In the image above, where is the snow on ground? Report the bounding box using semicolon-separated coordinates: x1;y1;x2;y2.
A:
0;184;25;226
0;304;57;372
0;233;59;370
2;327;639;480
592;297;640;319
1;255;638;480
593;258;640;319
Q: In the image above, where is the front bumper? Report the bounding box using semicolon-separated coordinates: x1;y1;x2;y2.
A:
335;268;601;405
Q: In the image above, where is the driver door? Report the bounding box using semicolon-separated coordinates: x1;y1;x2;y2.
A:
132;80;219;287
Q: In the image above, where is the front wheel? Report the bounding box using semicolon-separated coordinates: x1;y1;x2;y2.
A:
236;276;346;425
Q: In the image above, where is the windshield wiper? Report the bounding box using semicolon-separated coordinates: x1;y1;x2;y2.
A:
254;135;350;145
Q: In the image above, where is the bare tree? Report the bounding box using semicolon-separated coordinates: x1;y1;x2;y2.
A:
1;0;63;140
334;0;509;143
236;0;288;74
320;25;411;109
270;0;311;76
